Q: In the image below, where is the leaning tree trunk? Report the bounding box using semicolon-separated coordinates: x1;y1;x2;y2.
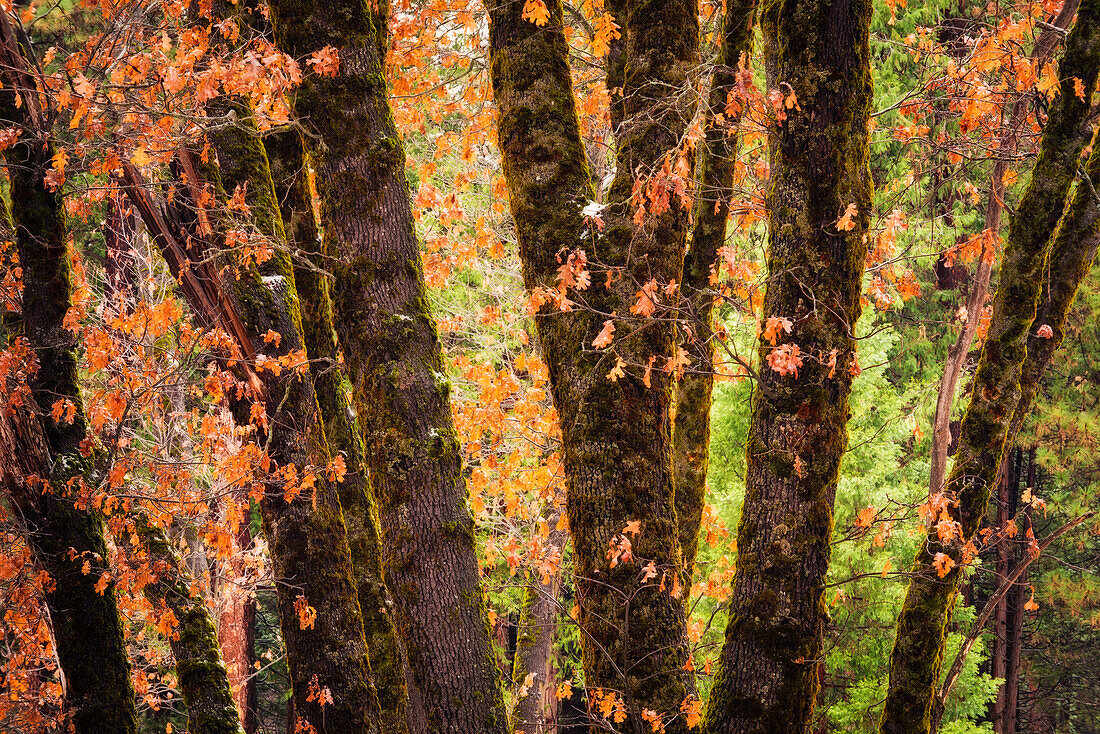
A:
0;21;139;733
264;128;411;734
703;0;874;729
1003;127;1100;454
488;0;700;729
878;4;1100;732
192;111;385;734
128;518;244;734
926;0;1081;495
672;0;758;586
264;2;508;730
120;104;383;734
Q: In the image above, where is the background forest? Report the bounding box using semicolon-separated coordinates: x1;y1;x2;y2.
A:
0;0;1097;732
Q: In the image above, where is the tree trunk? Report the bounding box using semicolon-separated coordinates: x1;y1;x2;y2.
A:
878;5;1100;732
0;22;139;732
703;0;874;730
121;104;384;734
264;2;508;730
673;0;758;586
264;128;411;734
129;518;245;734
488;0;701;729
926;0;1081;495
511;513;567;734
218;520;258;733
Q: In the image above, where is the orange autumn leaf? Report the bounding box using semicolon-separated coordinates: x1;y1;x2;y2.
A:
522;0;550;25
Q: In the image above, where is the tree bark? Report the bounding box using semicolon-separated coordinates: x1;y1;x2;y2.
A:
673;0;758;586
878;4;1100;732
0;20;139;732
510;513;567;734
264;128;411;734
703;0;874;730
927;0;1081;495
197;113;386;734
264;2;508;730
488;0;701;729
121;104;384;734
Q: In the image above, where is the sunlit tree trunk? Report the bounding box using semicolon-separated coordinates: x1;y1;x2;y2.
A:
878;4;1100;732
0;23;139;732
673;0;757;585
264;2;508;730
704;0;874;729
488;0;700;728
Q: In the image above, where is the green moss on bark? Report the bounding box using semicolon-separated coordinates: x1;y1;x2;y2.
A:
265;1;508;730
673;0;758;586
489;0;700;729
703;0;874;730
131;518;243;734
173;106;384;734
264;128;410;734
878;4;1100;733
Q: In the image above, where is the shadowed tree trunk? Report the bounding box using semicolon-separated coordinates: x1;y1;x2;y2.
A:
673;0;758;586
488;0;700;729
510;510;567;734
0;19;139;733
264;1;508;730
192;113;385;734
264;128;411;734
703;0;874;729
878;3;1100;732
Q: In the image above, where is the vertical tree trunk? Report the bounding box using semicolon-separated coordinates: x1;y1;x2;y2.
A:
878;5;1100;732
673;0;757;585
0;21;139;732
510;515;567;734
218;521;258;734
264;2;508;730
129;518;245;734
488;0;701;729
990;453;1016;732
264;128;411;734
703;0;874;730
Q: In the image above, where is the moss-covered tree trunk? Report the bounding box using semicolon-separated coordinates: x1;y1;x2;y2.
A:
488;0;700;729
264;129;410;734
703;0;874;730
878;4;1100;732
196;115;385;734
122;105;383;734
673;0;757;585
127;518;244;734
1003;131;1100;452
264;2;508;731
0;26;139;732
